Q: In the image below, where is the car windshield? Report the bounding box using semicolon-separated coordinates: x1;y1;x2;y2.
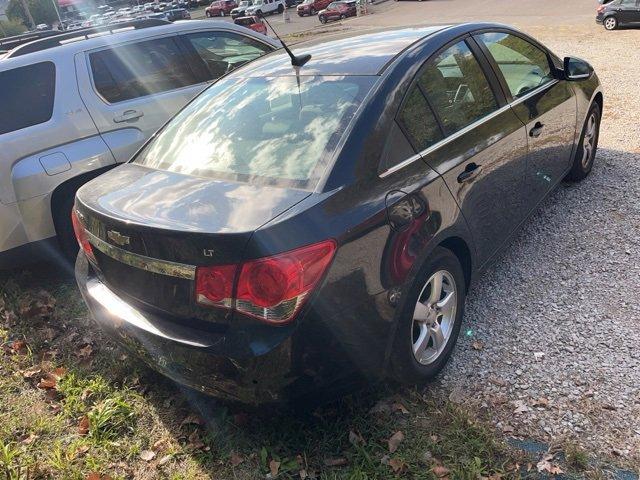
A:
134;75;376;189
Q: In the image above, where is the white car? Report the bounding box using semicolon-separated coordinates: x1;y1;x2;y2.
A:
0;20;280;268
245;0;285;16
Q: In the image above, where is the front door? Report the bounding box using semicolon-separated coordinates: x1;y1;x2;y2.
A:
475;31;577;204
397;38;529;267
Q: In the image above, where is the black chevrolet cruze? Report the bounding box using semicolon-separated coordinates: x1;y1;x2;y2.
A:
74;23;603;404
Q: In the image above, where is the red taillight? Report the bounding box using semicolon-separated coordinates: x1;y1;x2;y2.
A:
597;5;605;12
71;208;95;262
194;240;336;325
195;264;236;308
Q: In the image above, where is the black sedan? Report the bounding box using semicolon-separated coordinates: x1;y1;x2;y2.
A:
73;24;603;405
596;0;640;30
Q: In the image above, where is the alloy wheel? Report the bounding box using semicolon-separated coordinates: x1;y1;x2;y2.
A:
581;112;598;168
411;270;457;365
604;17;617;30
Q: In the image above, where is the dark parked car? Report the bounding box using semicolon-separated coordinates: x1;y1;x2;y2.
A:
164;7;191;20
234;15;268;34
596;0;640;29
318;0;356;22
297;0;330;15
206;0;238;16
231;0;253;17
73;24;602;405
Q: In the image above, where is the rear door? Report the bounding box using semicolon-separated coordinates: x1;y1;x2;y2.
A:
474;31;577;204
77;34;206;163
398;37;529;267
611;0;640;23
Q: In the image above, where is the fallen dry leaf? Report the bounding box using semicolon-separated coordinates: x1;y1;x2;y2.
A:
152;439;168;452
471;340;484;350
269;459;280;476
158;454;172;466
536;454;563;475
388;431;405;453
348;430;364;446
230;451;244;467
77;344;93;358
502;424;515;434
19;433;38;445
21;366;42;379
187;431;205;450
78;416;90;436
388;457;407;474
180;413;205;427
140;450;156;462
532;397;549;408
392;402;409;414
432;464;450;478
324;457;348;467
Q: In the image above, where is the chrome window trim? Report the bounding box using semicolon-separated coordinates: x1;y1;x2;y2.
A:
86;230;196;280
379;79;559;178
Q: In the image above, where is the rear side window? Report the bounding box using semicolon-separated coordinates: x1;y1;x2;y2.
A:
475;32;553;99
182;31;272;81
89;37;198;103
396;84;442;152
418;40;498;136
0;62;55;135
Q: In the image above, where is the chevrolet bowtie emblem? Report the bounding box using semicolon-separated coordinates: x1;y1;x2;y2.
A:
107;230;130;246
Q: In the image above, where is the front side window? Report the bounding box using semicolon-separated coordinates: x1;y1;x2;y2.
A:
181;31;273;81
396;85;442;152
90;37;198;103
0;62;55;135
418;40;498;136
475;32;554;99
134;76;376;188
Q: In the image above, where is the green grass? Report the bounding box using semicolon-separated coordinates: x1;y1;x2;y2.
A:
0;264;527;479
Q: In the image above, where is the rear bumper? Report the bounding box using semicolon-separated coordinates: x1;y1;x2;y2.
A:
596;16;604;24
75;254;374;404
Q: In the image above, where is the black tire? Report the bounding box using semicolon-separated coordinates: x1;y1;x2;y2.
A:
256;9;262;15
339;13;345;19
53;193;79;265
205;10;210;16
310;7;315;14
603;15;617;30
319;14;326;22
277;4;284;13
390;247;466;385
565;102;601;182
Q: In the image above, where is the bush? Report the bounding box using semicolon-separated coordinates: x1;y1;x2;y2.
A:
0;19;27;38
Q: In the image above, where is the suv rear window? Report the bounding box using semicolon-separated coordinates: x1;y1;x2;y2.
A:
0;62;55;135
89;37;198;103
134;75;376;189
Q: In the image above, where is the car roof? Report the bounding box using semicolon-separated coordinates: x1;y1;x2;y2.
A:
0;20;280;65
235;25;449;77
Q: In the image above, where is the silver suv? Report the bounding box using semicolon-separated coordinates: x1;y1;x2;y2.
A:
0;20;279;268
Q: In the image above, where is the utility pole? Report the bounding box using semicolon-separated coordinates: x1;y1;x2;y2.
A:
19;0;36;28
50;0;62;26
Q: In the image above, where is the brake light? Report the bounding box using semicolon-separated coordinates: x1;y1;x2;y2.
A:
71;208;95;262
195;264;236;308
194;240;336;325
597;5;605;12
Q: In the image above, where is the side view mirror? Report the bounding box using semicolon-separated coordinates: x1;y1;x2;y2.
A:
563;56;593;81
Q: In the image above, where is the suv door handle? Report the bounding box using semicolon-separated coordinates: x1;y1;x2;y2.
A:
529;122;545;137
457;162;482;183
113;110;144;123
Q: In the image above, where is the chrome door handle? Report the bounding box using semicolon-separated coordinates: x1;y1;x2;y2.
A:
113;110;144;123
529;122;545;137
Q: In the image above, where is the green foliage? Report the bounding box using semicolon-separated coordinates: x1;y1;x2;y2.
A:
0;19;27;38
6;0;59;28
87;395;136;443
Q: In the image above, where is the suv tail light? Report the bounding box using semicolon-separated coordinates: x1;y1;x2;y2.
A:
71;208;95;262
597;5;605;12
195;240;336;325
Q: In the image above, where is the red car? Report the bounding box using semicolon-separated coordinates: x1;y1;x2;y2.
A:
318;0;356;22
233;15;267;35
205;0;237;16
296;0;331;16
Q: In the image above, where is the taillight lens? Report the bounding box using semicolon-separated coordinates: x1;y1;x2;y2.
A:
194;240;336;325
71;208;95;262
195;264;236;308
597;5;605;12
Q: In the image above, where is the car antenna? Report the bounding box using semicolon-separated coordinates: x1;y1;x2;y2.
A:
258;13;311;67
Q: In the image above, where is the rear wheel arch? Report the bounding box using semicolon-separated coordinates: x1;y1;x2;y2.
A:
593;92;603;113
438;236;472;293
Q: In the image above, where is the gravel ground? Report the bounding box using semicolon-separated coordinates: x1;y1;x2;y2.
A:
437;26;640;467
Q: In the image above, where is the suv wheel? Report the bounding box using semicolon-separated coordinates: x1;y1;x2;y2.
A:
604;16;617;30
390;247;466;384
277;4;284;12
205;10;211;16
310;7;316;14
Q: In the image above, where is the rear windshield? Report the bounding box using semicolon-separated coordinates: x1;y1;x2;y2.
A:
134;75;375;189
